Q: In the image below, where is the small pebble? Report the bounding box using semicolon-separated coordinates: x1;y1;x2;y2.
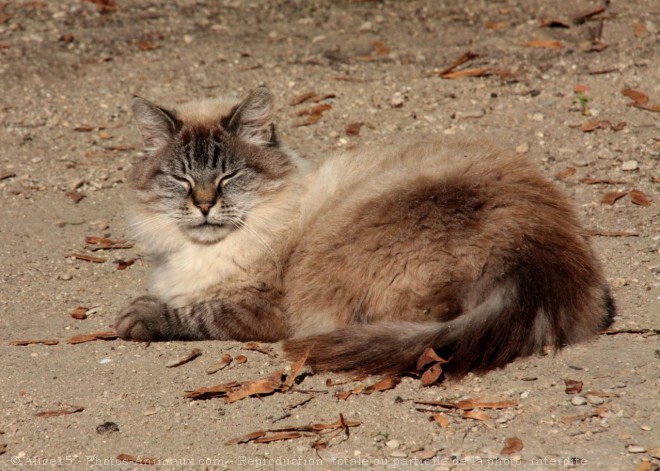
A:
391;93;405;108
390;450;408;458
386;440;400;449
627;445;646;454
96;421;119;434
641;425;651;431
571;396;587;406
183;35;193;44
516;143;529;154
586;395;605;405
455;108;485;120
573;159;588;167
98;358;112;365
58;273;73;281
621;160;639;171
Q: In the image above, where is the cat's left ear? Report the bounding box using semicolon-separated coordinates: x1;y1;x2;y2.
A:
225;86;276;146
131;96;181;154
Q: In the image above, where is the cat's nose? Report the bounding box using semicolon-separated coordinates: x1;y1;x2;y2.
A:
196;202;214;216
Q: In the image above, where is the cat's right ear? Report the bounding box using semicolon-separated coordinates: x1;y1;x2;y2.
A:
131;97;181;153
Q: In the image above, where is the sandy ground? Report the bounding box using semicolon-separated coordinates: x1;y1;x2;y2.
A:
1;1;659;470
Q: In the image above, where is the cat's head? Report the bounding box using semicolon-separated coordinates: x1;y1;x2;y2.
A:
130;87;295;244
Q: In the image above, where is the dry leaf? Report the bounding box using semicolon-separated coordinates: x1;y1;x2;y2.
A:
362;377;401;394
581;119;607;132
10;339;59;346
116;259;135;270
633;21;647;38
225;431;266;446
97;130;112;140
439;51;479;76
527;39;563;49
372;40;390;55
184;381;241;400
137;41;159;51
462;409;494;427
555;167;576;179
224;379;277;404
574;84;590;93
64;191;85;203
234;354;248;364
206;353;232;375
116;454;157;465
622;88;649;104
631;102;660;113
335;390;352;401
296;103;332;116
580;177;628;185
564;379;583;394
166;348;202;368
431;412;449;428
243;342;275;357
0;444;6;455
0;172;16;181
66;331;117;344
73;125;96;132
282;348;309;390
441;67;491;79
416;347;444;370
573;6;606;23
587;229;639;237
539;18;570;28
35;405;84;418
420;362;444;386
501;437;524;455
293;114;323;127
485;21;507;30
629;190;651;206
67;253;106;263
601;191;627;205
455;399;518;410
70;306;88;320
86;236;134;251
253;432;303;443
345;122;363;136
290;92;317;106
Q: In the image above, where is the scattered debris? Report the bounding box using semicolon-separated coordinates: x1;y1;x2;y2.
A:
555;167;576;179
345;122;364;136
67;253;107;264
116;258;135;270
10;339;59;346
629;190;651;206
35;405;84;418
501;437;524;455
587;229;639;237
96;421;120;434
166;348;202;368
243;342;275;357
601;191;627;205
527;39;563;49
86;236;134;251
70;307;89;320
564;379;584;394
66;331;117;344
206;353;232;375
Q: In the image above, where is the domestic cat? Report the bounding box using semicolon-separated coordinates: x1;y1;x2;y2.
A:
115;86;615;377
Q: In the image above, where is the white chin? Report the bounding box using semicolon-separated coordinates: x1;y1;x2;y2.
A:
185;224;232;244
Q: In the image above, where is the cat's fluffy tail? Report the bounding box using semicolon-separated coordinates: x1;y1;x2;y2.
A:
283;281;615;377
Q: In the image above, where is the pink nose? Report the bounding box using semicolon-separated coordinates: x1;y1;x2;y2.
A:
197;203;212;215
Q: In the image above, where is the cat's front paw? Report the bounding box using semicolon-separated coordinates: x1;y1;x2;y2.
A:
116;295;169;342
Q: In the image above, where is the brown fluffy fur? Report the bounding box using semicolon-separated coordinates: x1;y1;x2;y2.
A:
116;87;615;378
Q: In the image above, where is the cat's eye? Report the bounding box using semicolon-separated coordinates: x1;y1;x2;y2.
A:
216;170;241;188
171;175;193;192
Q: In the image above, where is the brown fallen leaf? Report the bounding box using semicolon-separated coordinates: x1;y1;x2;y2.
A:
462;409;494;427
206;353;232;375
64;190;85;203
587;229;639;237
293;113;323;127
629;190;651;207
581;119;608;132
86;0;118;14
527;39;563;49
73;125;96;132
345;122;363;136
243;342;275;357
0;444;6;455
430;412;449;428
289;91;317;106
116;258;135;270
282;347;309;390
573;6;606;24
439;51;479;76
441;67;491;79
70;306;88;320
601;191;628;205
86;236;134;251
372;40;390;56
636;461;655;471
66;331;117;344
224;430;267;446
0;171;16;181
116;454;157;465
253;432;303;443
296;103;332;116
622;88;649;104
10;339;59;346
362;377;401;394
633;21;647;38
555;167;576;179
35;405;84;418
137;41;159;51
564;379;583;394
421;362;445;386
335;390;352;401
539;18;570;28
631;102;660;113
166;348;202;368
325;376;366;387
224;379;278;404
67;253;106;263
416;347;444;370
485;21;507;30
580;177;629;185
184;381;241;400
234;354;248;364
584;390;620;398
501;437;524;455
455;399;518;410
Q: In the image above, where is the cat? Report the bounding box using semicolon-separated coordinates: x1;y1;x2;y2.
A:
115;86;615;377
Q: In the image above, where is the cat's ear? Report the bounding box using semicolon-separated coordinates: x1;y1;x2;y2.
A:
225;86;276;146
131;96;181;153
